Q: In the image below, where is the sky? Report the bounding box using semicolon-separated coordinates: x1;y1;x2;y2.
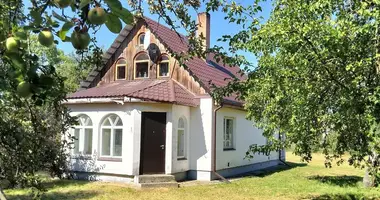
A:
23;0;274;66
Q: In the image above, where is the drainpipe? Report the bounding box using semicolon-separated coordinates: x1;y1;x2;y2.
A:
212;103;230;183
278;133;290;167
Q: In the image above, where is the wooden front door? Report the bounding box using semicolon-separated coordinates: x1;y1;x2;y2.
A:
140;112;166;174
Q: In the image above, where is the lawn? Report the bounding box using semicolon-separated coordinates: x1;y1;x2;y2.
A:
4;152;380;200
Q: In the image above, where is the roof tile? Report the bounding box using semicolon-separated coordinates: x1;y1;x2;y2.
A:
68;79;198;107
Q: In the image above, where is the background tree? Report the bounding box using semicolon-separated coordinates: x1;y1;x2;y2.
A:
211;0;380;187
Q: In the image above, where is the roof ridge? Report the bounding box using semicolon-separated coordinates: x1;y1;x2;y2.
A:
168;79;176;102
171;79;196;96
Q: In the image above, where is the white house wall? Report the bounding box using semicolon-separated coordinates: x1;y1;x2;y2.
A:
171;105;191;173
67;102;173;176
215;107;279;171
189;97;213;179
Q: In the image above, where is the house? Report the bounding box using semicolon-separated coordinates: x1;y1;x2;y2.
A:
65;13;285;185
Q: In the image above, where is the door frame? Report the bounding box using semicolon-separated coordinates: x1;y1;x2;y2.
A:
139;112;167;175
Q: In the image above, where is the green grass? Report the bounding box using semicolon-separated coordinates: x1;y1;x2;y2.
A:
4;152;380;200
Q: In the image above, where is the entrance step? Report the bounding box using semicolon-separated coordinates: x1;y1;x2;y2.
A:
135;174;176;183
134;175;178;188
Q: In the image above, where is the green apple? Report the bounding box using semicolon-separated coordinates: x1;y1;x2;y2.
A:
17;81;32;98
88;7;107;25
38;29;54;47
71;30;91;50
6;37;19;53
54;0;71;8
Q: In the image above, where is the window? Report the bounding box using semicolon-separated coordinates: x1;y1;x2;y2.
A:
100;114;123;157
73;115;93;155
223;117;235;150
177;117;186;159
158;55;170;77
116;59;126;80
139;33;145;46
134;53;149;78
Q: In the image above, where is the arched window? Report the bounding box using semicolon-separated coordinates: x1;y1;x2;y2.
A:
177;117;186;159
116;59;126;80
158;55;169;77
139;33;145;46
134;53;150;78
100;114;123;157
73;115;93;155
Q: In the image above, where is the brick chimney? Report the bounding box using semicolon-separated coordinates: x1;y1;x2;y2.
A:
197;12;210;50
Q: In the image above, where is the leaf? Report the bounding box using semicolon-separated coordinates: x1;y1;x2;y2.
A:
52;11;67;22
112;8;133;24
6;53;25;70
79;0;91;9
58;22;74;40
105;14;122;33
63;36;71;42
62;22;74;31
14;32;27;40
30;10;42;25
104;0;122;11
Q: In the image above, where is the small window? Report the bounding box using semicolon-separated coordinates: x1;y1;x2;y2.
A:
177;117;186;159
72;115;93;155
116;59;126;80
134;53;149;78
223;117;235;150
158;55;170;77
100;114;123;157
139;33;145;46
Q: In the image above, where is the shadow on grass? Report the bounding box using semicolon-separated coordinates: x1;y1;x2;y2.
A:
7;190;98;200
43;179;90;189
230;161;307;179
309;193;379;200
308;175;362;187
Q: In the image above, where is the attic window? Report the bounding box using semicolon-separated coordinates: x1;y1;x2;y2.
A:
139;33;145;46
134;53;149;79
116;59;126;80
158;55;169;77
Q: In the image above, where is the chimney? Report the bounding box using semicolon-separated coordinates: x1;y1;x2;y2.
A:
197;12;210;50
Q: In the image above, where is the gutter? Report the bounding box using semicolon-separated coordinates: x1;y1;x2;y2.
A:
212;102;230;183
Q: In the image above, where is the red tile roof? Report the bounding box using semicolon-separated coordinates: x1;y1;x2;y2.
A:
67;79;199;107
73;17;244;107
144;17;244;105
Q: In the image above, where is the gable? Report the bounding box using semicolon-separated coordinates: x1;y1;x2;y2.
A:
79;17;244;104
81;19;206;95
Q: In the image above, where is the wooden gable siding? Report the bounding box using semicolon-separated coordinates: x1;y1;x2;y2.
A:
95;21;206;95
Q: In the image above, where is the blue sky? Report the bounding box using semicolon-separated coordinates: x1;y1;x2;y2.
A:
24;0;273;65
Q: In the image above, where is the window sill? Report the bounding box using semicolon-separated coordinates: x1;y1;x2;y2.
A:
134;77;149;79
98;157;122;162
177;157;187;161
223;148;236;151
71;155;93;160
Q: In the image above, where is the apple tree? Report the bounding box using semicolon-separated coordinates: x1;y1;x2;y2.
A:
209;0;380;187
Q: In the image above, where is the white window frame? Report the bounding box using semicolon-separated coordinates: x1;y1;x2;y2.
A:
223;117;235;150
158;55;170;77
138;33;145;46
115;59;127;80
72;115;93;155
134;53;150;79
100;114;123;158
177;117;186;159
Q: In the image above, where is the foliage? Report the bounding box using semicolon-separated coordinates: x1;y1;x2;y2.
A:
210;0;380;187
29;35;92;92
